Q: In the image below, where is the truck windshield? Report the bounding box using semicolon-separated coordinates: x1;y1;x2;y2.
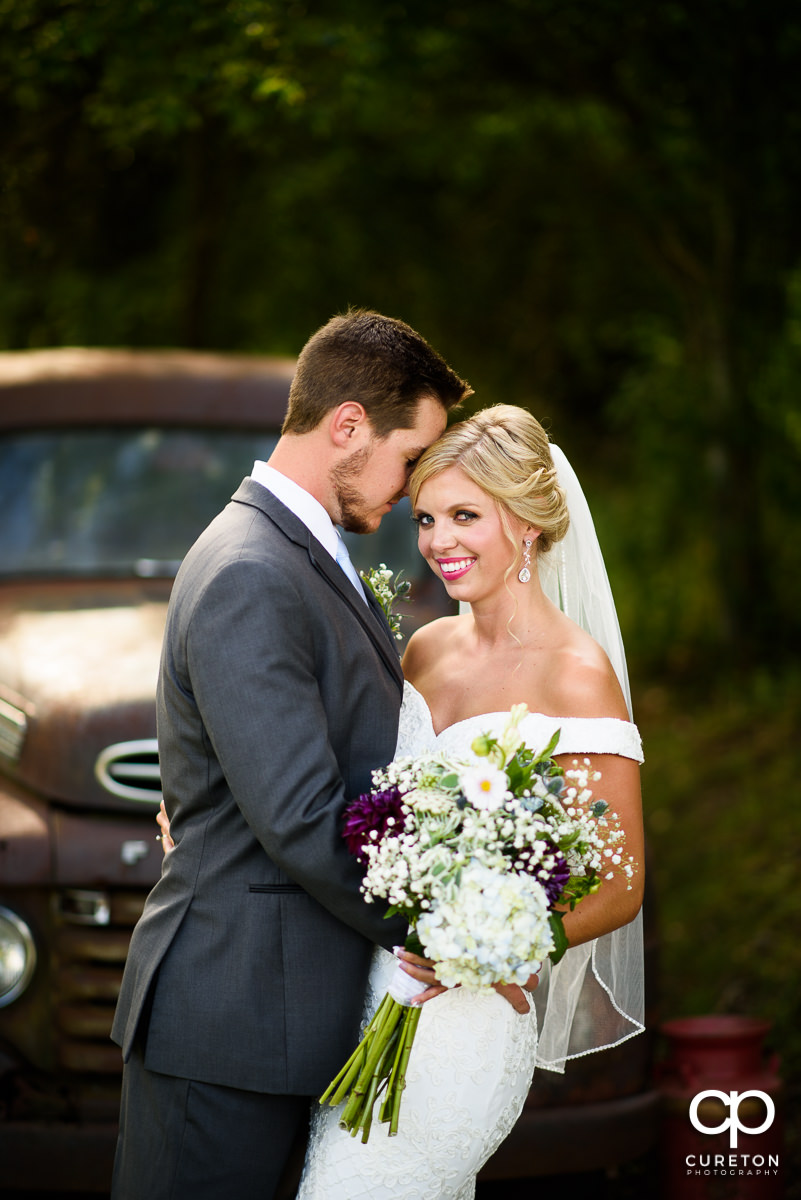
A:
0;429;279;577
0;428;423;582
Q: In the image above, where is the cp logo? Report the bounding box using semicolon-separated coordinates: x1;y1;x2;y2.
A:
689;1090;775;1148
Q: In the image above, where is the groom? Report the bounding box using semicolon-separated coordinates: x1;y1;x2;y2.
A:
110;311;471;1200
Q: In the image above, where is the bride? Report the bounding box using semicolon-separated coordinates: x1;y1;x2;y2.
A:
157;404;645;1199
295;405;645;1199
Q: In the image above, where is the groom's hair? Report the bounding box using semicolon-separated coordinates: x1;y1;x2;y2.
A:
282;309;471;438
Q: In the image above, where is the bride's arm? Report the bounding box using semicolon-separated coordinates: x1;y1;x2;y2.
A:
540;634;645;942
553;750;645;946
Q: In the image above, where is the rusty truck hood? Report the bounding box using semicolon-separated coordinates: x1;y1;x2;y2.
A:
0;580;169;811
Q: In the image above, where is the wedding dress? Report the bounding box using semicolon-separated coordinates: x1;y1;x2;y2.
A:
296;680;644;1200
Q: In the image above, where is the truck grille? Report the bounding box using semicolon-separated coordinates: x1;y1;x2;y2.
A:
0;694;28;761
54;888;147;1074
94;739;162;804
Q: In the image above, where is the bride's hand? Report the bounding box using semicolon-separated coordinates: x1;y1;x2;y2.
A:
394;947;450;1006
395;951;539;1012
493;973;539;1014
157;800;175;853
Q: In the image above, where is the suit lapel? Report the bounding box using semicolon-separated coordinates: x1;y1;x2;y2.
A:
306;542;404;691
232;480;404;693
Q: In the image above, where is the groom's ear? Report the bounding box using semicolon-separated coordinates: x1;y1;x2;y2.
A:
329;401;370;449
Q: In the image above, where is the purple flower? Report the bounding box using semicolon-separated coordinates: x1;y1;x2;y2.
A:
343;786;407;863
516;839;570;906
538;846;571;907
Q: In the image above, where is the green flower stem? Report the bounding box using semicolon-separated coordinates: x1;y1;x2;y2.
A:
354;1023;402;1142
379;1012;411;1125
319;1041;366;1107
340;997;401;1129
382;1003;422;1135
319;1014;377;1107
319;988;424;1143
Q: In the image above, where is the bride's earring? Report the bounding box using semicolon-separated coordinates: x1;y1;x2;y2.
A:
518;540;533;584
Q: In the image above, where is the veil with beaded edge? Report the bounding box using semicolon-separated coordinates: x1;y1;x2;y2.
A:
530;443;644;1071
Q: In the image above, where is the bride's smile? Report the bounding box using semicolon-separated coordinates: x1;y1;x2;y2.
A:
437;556;476;578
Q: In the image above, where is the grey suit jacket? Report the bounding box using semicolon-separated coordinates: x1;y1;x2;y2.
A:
111;479;407;1094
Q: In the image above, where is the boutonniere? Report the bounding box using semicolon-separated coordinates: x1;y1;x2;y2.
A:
360;563;412;641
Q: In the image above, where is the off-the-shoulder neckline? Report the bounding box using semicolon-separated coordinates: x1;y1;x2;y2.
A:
403;680;637;740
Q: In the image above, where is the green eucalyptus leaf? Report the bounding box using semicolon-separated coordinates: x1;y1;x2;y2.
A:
538;731;561;762
548;912;570;964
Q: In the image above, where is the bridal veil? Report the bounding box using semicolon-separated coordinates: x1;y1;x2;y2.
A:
532;443;645;1070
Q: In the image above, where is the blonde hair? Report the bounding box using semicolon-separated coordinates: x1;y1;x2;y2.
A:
409;404;569;555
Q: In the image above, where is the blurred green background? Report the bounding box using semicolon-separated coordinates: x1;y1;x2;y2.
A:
2;0;799;1185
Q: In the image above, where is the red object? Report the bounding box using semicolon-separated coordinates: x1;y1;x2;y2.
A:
657;1016;783;1198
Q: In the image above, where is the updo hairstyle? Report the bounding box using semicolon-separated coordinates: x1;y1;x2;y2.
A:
409;404;570;556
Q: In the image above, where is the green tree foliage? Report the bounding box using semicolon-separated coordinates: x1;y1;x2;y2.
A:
1;0;800;674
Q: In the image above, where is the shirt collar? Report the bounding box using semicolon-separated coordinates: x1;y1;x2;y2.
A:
250;461;339;560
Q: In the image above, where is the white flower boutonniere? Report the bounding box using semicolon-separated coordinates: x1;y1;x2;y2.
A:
360;563;412;640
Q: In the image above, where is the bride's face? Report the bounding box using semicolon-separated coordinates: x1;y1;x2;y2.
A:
413;466;531;601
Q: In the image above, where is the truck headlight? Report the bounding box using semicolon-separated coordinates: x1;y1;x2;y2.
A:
0;906;37;1007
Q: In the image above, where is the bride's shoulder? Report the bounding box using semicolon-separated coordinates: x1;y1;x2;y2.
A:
541;617;628;721
401;614;466;676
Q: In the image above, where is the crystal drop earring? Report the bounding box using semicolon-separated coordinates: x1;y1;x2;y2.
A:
518;540;532;584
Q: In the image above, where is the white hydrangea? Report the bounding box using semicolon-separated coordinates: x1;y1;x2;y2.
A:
417;860;554;989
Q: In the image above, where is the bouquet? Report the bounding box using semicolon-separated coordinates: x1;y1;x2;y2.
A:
319;704;636;1141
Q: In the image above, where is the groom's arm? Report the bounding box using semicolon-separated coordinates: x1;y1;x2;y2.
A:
182;554;406;949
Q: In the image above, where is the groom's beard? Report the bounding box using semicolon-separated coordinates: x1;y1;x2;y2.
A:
331;446;376;535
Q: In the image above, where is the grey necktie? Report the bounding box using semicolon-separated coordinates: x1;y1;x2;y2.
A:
335;531;367;603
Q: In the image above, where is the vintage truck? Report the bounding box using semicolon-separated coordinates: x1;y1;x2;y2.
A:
0;349;659;1193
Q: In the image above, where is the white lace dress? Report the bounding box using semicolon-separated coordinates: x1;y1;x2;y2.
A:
296;683;644;1200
